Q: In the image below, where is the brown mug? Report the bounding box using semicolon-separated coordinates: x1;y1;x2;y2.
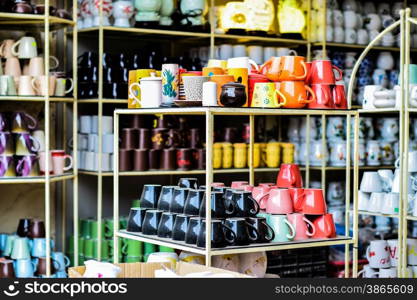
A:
138;128;151;149
0;260;15;278
29;219;45;238
190;128;201;148
166;129;181;148
119;149;133;171
35;257;57;276
133;149;148;171
155;117;168;129
121;128;138;150
161;148;176;170
17;218;31;237
149;149;161;169
151;128;168;150
223;127;238;143
194;148;206;170
177;148;192;170
130;115;146;128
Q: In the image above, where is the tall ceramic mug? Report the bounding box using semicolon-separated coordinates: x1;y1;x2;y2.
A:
277;56;308;81
51;150;73;175
278;81;315;109
129;75;162;108
366;240;391;269
54;78;74;96
11;37;38;59
161;64;179;105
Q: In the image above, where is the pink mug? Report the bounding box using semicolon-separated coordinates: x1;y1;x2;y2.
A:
211;182;225;188
252;185;272;210
231;181;249;189
240;185;254;192
287;213;315;240
260;188;294;214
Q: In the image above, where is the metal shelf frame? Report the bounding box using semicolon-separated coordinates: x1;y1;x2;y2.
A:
112;108;359;277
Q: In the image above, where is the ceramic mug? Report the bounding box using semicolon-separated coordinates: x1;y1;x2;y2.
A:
260;188;293;214
366;240;391;268
278;81;315;109
276;163;303;188
227;57;259;73
161;64;179;105
262;142;281;168
360;172;383;193
54;78;74;96
129;75;162;108
15;133;40;155
277;56;308;81
51;150;73;175
182;76;210;102
287;213;315;240
312;213;336;238
0;75;17;96
267;214;295;242
309;84;333;109
16;154;39;177
308;60;343;85
32;75;56;96
4;57;21;77
251;82;282;108
11;36;38;59
18;75;36;96
0;39;16;58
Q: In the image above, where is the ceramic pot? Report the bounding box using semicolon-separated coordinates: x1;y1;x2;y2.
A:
91;0;113;26
180;0;208;26
134;0;162;22
113;0;134;27
160;0;175;26
219;82;246;107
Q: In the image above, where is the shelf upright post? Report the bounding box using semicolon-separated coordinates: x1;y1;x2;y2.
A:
344;113;352;278
72;0;80;267
205;110;214;267
113;111;120;263
97;0;104;261
352;112;360;277
249;115;255;185
305;115;311;187
209;0;215;59
44;0;51;277
321;0;327;58
320;114;326;194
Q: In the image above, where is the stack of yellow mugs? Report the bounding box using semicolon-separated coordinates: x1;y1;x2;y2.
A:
213;142;295;169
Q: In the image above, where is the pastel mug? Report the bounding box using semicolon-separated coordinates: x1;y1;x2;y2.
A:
287;213;315;240
260;188;294;214
54;78;74;96
11;36;38;59
267;214;296;242
32;75;56;96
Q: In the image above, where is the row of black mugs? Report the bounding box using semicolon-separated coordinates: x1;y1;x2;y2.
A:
126;178;275;248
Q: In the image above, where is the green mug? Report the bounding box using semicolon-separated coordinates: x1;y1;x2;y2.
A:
122;239;143;256
67;236;85;254
90;221;106;239
108;239;123;257
68;254;85;267
267;214;295;242
104;218;116;238
120;217;128;230
131;199;140;208
84;239;110;260
80;218;94;238
123;256;143;263
410;64;417;84
158;246;175;253
144;243;157;262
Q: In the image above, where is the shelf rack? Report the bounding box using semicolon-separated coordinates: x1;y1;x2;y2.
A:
0;2;78;277
112;108;359;277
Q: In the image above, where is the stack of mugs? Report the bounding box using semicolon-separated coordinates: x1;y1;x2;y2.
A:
358;170;401;216
0;219;68;278
119;116;205;172
327;181;346;225
0;37;73;97
0;112;73;177
78;115;113;172
359;239;397;278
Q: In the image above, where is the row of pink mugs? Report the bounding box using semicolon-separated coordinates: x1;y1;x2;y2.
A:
285;213;336;240
39;150;73;175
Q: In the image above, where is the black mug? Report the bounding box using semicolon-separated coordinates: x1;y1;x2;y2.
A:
246;217;275;243
178;178;199;189
224;217;259;246
157;212;177;238
183;189;205;215
17;218;31;237
140;184;162;209
213;186;228;193
157;185;176;211
126;208;148;232
169;187;189;213
199;191;234;218
185;217;203;244
141;210;163;235
196;219;236;248
231;191;260;217
172;214;191;241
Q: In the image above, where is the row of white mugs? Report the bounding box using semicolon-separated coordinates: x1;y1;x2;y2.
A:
362;85;417;110
79;115;113;135
76;151;113;172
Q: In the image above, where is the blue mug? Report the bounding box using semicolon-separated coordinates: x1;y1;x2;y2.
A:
0;233;8;254
55;271;67;278
30;238;54;258
51;252;70;272
14;259;36;278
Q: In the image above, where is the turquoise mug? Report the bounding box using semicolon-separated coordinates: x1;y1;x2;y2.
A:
410;64;417;84
51;252;70;272
3;235;17;257
267;214;295;242
11;237;31;260
14;259;36;278
55;271;67;278
0;233;8;253
30;238;54;258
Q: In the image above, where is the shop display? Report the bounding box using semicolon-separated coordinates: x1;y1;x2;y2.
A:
0;1;71;17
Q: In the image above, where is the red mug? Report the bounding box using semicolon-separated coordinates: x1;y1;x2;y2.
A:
276;163;303;188
332;84;348;109
287;213;316;240
259;188;294;214
288;188;305;213
309;60;343;85
312;213;336;238
308;84;334;109
252;185;272;210
231;181;249;189
302;189;327;215
305;62;312;84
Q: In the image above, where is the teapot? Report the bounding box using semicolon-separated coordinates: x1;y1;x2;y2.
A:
219;82;246;107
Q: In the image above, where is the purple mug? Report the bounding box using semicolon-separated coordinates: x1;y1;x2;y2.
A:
0;132;13;155
15;133;40;155
0;155;15;177
16;155;39;177
11;112;37;133
0;113;9;131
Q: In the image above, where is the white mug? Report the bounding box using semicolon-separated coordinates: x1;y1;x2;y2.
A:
358;264;379;278
101;153;111;172
357;29;369;45
358;191;370;211
329;141;346;166
344;28;357;44
363;85;383;109
102;134;114;154
11;36;37;59
310;140;328;167
79;115;92;134
332;9;343;27
368;192;385;213
387;239;399;267
263;47;276;62
227;57;259;72
202;81;218;106
333;26;345;43
84;151;97;171
247;46;263;65
378;267;397;278
232;45;247;57
77;133;89;150
276;48;297;57
102;116;113;134
366;140;381;166
343;10;357;28
32;130;45;152
88;134;98;152
379;140;395;165
129;76;162;108
366;240;391;268
381;193;400;215
377;169;394;191
360;172;383;193
218;44;233;60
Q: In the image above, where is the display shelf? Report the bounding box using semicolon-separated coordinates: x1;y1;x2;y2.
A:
0;12;74;30
117;230;352;256
0;96;74;103
78;98;128;104
356;210;399;218
358;108;400;114
313;42;417;52
213;33;307;45
0;173;75;184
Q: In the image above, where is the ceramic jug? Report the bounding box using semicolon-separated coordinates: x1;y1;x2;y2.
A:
135;0;162;22
91;0;113;26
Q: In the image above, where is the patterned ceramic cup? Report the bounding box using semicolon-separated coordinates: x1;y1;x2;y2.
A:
182;76;210;102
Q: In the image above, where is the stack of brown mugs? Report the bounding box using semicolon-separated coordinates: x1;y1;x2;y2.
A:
119;116;206;172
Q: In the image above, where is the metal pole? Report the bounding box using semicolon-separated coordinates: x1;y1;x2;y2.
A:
113;111;120;263
205;110;213;267
305;115;311;187
249;115;255;185
352;113;360;277
344;114;351;278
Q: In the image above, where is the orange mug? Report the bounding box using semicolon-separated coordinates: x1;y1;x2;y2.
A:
203;67;225;77
278;81;315;109
260;57;281;81
277;56;308;81
210;75;235;105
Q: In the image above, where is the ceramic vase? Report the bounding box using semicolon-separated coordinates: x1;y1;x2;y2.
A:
160;0;175;26
134;0;162;22
113;0;134;27
91;0;113;26
180;0;208;26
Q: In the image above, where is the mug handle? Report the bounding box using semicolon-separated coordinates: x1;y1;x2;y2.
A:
121;241;128;255
11;40;20;57
291;60;307;80
63;154;73;171
245;221;260;241
303;216;316;236
29;135;40;152
366;246;371;261
332;65;343;81
64;255;70;267
221;223;236;244
65;78;74;94
299;85;315;104
25;113;38;130
258;193;269;208
224;198;236;216
357;269;365;278
129;82;142;105
276;89;287;107
31;77;41;94
285;219;296;239
288;50;298;56
248;195;260;215
261;220;275;242
49;56;60;69
15;157;24;174
260;58;273;75
0;42;5;57
249;59;259;72
52;258;61;272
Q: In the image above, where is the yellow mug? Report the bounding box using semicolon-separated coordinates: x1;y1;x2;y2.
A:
263;142;281;168
281;143;295;164
128;69;156;108
221;142;233;169
213;143;223;169
247;143;261;168
251;82;285;108
208;59;227;69
233;143;247;168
